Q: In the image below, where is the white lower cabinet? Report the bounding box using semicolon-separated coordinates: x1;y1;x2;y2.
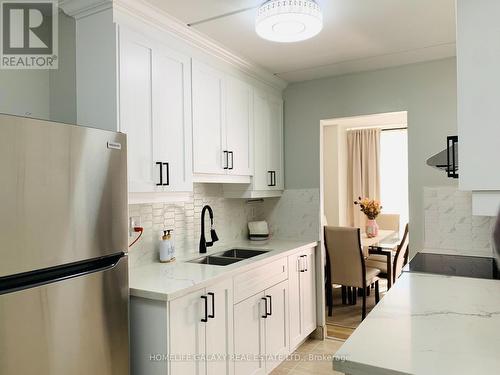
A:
264;280;289;373
233;292;266;375
130;247;317;375
169;288;207;375
206;281;234;375
234;279;289;375
170;279;233;375
288;248;317;350
131;278;233;375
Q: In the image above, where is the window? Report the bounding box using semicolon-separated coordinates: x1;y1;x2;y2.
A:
380;129;409;236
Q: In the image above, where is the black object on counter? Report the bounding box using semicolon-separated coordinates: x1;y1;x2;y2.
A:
404;253;499;280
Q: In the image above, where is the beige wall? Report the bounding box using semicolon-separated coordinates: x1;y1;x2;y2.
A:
323;126;342;226
284;58;458;252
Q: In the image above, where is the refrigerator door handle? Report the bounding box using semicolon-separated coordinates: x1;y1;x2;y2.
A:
0;252;125;296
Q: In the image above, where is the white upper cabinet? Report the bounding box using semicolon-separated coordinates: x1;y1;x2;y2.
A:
119;27;192;196
75;6;285;198
266;95;284;191
224;89;284;197
253;90;271;191
119;31;156;193
457;0;500;215
192;60;254;181
457;0;500;191
225;76;253;176
253;90;284;191
152;45;193;192
192;60;226;175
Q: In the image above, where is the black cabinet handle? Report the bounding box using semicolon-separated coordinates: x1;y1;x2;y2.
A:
446;136;458;179
303;255;308;272
299;255;305;272
261;297;268;318
208;292;215;319
268;171;276;187
228;151;234;170
446;137;452;178
201;295;208;322
162;162;170;186
156;162;163;186
223;151;229;170
266;295;272;316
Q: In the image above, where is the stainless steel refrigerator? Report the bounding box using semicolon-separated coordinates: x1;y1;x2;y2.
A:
0;114;129;375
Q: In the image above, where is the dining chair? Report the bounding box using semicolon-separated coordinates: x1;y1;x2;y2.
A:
366;224;409;286
392;224;410;283
376;213;400;233
324;226;381;320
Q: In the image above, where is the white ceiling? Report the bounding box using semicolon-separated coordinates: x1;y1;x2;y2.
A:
145;0;456;82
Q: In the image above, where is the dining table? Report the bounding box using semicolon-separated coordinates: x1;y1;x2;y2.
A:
360;229;398;256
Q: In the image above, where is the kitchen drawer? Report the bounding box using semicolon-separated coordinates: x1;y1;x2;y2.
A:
233;257;288;304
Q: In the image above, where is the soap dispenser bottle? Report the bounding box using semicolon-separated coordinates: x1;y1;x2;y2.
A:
159;229;175;263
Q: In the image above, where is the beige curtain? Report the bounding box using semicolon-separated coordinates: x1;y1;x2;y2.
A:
346;128;381;228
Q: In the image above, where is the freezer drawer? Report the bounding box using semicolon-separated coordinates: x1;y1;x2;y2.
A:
0;255;129;375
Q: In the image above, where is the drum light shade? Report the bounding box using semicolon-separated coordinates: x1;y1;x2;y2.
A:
256;0;323;43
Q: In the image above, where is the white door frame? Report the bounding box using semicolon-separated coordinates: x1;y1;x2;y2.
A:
318;111;408;337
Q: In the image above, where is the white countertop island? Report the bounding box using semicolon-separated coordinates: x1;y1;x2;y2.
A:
334;272;500;375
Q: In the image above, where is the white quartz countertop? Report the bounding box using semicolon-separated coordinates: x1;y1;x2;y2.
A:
333;272;500;375
129;239;317;301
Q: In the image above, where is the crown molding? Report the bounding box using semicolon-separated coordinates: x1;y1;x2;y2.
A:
113;0;288;91
59;0;112;19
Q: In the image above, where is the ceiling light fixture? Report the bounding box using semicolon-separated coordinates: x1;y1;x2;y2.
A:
255;0;323;43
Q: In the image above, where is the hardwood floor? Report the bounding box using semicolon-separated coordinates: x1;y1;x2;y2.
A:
270;338;345;375
326;325;354;340
326;280;389;340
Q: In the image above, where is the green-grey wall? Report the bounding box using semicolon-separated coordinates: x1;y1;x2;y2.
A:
0;11;76;124
49;11;76;124
284;58;458;252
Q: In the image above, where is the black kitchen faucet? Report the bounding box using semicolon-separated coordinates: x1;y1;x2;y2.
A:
199;205;219;254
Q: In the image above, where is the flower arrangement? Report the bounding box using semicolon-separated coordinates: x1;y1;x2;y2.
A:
354;197;382;220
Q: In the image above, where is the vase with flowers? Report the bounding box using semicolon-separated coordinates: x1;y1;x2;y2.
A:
354;197;382;238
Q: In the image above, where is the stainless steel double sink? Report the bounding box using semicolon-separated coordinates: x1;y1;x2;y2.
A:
188;248;269;266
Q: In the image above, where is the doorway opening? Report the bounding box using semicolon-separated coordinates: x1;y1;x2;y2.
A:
319;111;409;340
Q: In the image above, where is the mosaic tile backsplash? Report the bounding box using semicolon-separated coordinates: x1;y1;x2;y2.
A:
424;187;495;257
128;185;320;268
128;183;257;267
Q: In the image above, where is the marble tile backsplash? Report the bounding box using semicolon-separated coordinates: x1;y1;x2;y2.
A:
257;188;320;242
128;186;321;268
424;187;495;257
